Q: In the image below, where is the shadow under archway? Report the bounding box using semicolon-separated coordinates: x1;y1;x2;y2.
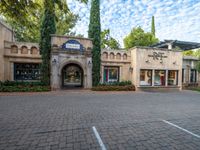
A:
61;63;84;88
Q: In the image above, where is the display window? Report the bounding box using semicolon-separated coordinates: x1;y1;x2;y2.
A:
104;67;119;82
168;70;178;86
140;70;152;86
14;63;40;80
190;69;197;83
154;70;166;86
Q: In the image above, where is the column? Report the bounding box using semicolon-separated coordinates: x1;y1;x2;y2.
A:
165;70;168;86
152;69;155;86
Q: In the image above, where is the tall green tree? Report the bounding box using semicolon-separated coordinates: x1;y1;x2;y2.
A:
88;0;101;86
123;27;159;49
151;16;155;37
39;0;56;85
101;29;120;49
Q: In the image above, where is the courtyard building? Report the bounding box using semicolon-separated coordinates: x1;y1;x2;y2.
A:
0;21;199;91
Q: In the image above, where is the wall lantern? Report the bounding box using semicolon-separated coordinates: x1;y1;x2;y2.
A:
52;59;57;64
173;61;176;65
88;60;92;67
129;67;133;72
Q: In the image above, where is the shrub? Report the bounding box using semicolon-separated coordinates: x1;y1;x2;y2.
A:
92;85;135;91
98;80;132;86
93;81;135;91
0;81;50;92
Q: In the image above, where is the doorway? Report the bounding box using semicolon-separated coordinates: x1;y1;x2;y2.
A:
62;64;83;88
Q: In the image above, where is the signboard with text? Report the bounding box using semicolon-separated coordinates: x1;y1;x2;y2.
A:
62;40;83;51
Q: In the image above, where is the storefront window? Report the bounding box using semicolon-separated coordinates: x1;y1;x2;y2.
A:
140;70;152;86
154;70;166;86
14;63;40;80
104;67;119;82
168;70;178;86
190;69;197;83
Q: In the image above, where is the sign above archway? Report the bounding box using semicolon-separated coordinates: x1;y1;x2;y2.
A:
62;40;83;51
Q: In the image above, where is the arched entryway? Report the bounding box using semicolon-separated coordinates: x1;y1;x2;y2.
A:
62;64;83;88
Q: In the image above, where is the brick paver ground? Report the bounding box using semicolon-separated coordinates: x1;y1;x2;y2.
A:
0;90;200;150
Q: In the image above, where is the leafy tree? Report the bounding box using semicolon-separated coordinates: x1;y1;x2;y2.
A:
88;0;101;86
183;49;200;72
101;29;120;49
2;0;78;42
123;27;159;49
151;16;155;37
183;50;195;56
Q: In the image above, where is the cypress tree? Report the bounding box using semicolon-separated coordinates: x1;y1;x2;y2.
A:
151;16;155;37
39;0;56;85
88;0;101;86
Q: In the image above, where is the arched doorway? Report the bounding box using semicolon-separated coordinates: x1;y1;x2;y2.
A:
62;64;83;88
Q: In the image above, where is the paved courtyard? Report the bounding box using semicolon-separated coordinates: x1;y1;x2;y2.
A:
0;90;200;150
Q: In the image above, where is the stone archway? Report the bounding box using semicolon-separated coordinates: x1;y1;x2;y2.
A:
61;63;84;88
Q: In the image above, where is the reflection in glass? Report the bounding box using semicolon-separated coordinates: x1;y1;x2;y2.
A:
154;70;166;86
140;70;152;86
14;63;40;80
168;70;178;85
104;67;119;82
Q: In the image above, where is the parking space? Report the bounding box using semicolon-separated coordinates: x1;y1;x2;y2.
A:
0;90;200;150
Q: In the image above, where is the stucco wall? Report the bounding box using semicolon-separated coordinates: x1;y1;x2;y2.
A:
131;47;183;90
0;22;14;81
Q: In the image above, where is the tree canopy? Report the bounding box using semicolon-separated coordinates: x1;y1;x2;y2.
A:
123;27;159;49
1;0;80;42
101;29;120;49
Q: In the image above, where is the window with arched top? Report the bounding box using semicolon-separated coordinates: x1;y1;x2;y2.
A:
103;52;108;59
110;52;115;59
116;53;121;60
123;54;127;60
11;45;18;54
31;46;38;54
21;46;28;54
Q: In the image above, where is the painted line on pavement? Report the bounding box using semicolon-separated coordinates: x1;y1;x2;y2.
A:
92;126;107;150
163;120;200;138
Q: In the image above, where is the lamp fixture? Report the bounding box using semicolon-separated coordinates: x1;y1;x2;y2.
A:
88;60;92;67
129;67;133;72
52;59;57;64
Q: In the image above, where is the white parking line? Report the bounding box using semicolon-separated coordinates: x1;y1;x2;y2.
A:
92;126;107;150
163;120;200;138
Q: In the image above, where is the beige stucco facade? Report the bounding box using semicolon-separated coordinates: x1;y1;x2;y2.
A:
50;35;93;90
0;21;199;91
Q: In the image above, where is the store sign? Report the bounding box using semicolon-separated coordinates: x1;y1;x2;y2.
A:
62;40;83;51
148;52;167;61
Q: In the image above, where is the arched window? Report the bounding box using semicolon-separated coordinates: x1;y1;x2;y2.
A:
102;52;108;59
110;52;115;59
116;53;121;60
11;45;18;54
123;53;127;60
21;46;28;54
31;46;38;54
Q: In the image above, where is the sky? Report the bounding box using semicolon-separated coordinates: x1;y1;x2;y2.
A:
67;0;200;48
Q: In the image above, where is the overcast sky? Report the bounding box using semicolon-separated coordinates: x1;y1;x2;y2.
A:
68;0;200;47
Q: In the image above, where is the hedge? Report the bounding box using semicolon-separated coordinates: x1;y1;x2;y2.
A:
92;85;135;91
0;81;50;92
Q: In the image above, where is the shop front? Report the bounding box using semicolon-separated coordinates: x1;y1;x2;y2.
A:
131;47;183;91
